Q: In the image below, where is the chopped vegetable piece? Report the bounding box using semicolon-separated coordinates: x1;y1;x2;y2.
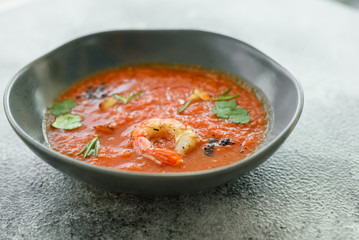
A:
94;124;114;134
113;91;144;104
78;136;99;158
178;100;192;113
189;89;211;101
50;99;76;116
179;89;211;113
99;96;118;111
212;101;251;124
100;91;144;110
51;114;82;130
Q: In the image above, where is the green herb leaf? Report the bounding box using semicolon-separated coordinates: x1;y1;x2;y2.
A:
126;91;144;103
51;114;82;130
219;88;232;96
212;107;232;119
94;138;99;157
213;94;240;101
212;101;251;124
213;100;238;109
50;99;76;116
178;99;192;113
113;91;144;104
212;101;237;119
78;136;100;158
113;94;127;103
229;108;251;124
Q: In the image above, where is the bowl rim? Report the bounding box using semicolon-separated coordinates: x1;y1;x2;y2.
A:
3;29;304;178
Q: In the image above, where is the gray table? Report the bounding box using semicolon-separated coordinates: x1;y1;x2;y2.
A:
1;0;359;239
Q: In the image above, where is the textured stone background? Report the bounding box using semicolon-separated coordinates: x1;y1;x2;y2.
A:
1;0;359;239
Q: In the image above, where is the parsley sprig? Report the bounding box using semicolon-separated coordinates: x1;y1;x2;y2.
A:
77;136;100;158
212;101;251;124
113;91;144;104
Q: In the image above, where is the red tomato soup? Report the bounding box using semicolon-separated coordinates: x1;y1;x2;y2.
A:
45;64;269;173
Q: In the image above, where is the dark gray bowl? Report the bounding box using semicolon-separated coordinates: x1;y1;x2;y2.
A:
4;30;303;195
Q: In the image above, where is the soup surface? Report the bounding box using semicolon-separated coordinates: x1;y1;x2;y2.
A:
45;64;268;173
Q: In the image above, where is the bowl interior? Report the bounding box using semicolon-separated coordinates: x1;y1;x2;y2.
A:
4;30;303;194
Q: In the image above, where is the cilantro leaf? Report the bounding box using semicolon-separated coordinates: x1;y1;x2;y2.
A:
212;101;237;119
78;136;99;158
50;99;76;116
229;108;251;124
212;106;232;119
212;101;251;124
113;91;143;104
51;114;82;130
214;100;238;109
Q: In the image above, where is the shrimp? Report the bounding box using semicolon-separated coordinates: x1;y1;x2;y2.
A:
131;118;200;166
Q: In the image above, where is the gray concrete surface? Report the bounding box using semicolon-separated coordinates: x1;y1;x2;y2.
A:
1;0;359;239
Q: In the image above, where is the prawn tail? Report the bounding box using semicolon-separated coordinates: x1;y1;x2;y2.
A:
146;148;183;166
133;137;182;166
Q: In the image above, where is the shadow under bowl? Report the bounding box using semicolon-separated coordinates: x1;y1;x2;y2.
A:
4;30;303;195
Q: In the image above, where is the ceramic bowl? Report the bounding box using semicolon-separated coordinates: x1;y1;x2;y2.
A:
4;30;303;195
